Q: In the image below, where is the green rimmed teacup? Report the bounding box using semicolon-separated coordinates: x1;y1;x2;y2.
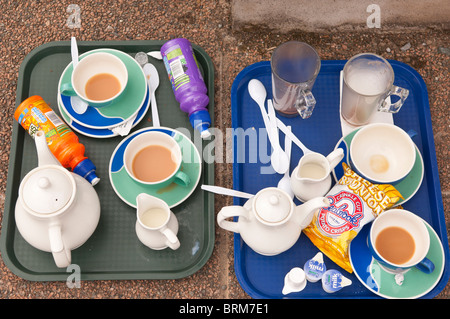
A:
60;52;128;108
123;131;191;188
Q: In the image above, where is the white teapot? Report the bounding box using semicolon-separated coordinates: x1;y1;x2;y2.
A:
217;187;329;256
15;131;101;268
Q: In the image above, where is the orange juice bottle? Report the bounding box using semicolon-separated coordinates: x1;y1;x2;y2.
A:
14;95;100;185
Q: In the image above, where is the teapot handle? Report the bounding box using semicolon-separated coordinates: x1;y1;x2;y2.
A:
48;224;71;268
217;206;248;233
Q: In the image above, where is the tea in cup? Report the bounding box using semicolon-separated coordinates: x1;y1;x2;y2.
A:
60;51;128;108
350;123;416;184
124;131;191;188
368;209;435;275
135;193;180;250
341;53;409;126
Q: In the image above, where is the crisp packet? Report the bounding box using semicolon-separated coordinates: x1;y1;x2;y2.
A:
303;163;403;273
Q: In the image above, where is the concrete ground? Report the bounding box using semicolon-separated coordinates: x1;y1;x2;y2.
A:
233;0;450;32
0;0;448;300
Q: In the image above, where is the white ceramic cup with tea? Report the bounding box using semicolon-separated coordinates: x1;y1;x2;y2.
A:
350;123;416;184
60;52;128;108
123;131;191;188
368;209;435;276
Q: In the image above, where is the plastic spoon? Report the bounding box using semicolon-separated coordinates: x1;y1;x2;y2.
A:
276;118;313;155
267;98;289;169
112;54;152;136
70;37;88;114
143;63;160;127
147;51;163;60
248;79;289;174
201;185;254;199
109;54;148;137
277;125;294;199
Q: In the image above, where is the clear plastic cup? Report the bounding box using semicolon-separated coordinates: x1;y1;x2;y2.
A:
271;41;321;119
341;53;409;126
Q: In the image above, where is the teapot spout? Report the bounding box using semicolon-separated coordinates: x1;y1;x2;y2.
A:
35;131;61;167
294;197;330;229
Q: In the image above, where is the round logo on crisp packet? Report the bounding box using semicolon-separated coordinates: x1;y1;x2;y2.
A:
317;191;364;236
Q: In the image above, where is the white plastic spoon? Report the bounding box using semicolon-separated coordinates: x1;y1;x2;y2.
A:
267;98;290;170
277;125;294;199
201;185;254;199
147;51;163;60
276;118;313;155
70;37;88;114
248;79;289;174
143;63;160;127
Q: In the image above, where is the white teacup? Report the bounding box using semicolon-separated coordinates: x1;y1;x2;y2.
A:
368;209;434;275
123;131;190;188
60;51;128;108
350;123;416;183
135;193;180;250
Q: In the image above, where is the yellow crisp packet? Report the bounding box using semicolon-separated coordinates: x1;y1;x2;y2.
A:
303;163;403;273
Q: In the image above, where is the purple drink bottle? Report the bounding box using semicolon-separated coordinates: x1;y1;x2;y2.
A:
161;38;212;138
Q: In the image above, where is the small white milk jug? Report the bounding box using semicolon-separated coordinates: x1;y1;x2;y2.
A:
290;148;344;202
135;193;180;250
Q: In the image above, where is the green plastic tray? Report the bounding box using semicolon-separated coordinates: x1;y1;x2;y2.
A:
0;40;215;281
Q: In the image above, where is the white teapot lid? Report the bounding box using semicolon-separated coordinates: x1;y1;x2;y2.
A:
254;188;292;224
20;166;75;215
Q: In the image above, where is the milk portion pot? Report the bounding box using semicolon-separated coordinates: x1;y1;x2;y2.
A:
15;131;101;268
217;187;330;256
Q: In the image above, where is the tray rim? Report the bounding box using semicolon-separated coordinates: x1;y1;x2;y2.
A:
230;60;449;299
1;40;216;281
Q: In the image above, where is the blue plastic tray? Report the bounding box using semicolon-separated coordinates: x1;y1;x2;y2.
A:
230;60;449;299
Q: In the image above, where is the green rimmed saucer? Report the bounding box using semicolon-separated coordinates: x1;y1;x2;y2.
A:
349;220;445;299
58;48;147;129
332;128;424;205
109;127;202;208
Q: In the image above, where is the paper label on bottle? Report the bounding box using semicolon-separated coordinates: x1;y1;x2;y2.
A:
17;99;71;145
163;45;191;91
